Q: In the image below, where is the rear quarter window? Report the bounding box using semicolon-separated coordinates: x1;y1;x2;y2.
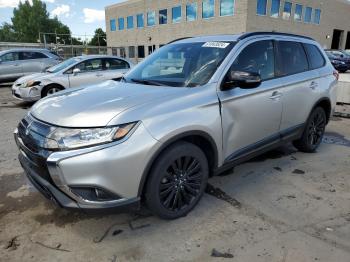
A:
277;41;308;76
303;43;325;70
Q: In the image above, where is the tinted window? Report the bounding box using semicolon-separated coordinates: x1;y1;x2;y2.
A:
129;46;135;58
282;1;292;20
230;40;275;81
21;51;47;60
159;9;167;24
202;0;215;19
270;0;280;18
277;41;308;76
172;6;182;23
105;58;129;70
294;4;302;21
147;11;155;26
186;3;197;21
313;9;321;24
110;19;116;31
118;18;124;30
220;0;234;16
74;59;103;72
138;46;145;58
127;16;134;29
1;52;19;62
304;7;312;23
137;14;144;28
303;44;325;70
256;0;267;15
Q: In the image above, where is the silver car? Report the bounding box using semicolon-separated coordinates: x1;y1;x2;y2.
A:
0;48;61;82
12;55;133;101
14;32;338;219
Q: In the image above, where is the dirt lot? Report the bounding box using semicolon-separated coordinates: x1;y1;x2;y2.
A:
0;84;350;262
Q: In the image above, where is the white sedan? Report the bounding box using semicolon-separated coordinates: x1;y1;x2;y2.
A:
12;55;133;102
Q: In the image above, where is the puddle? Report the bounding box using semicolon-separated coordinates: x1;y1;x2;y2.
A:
323;132;350;147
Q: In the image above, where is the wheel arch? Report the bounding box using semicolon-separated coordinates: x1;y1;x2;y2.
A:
41;83;65;97
137;130;219;198
312;97;332;123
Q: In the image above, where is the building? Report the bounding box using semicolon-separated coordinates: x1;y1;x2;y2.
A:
105;0;350;60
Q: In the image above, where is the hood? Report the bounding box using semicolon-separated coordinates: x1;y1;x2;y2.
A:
31;80;182;127
14;73;50;85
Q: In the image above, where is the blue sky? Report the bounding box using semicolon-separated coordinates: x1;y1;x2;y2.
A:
0;0;125;37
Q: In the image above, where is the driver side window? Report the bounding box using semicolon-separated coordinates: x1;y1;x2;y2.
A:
231;40;275;81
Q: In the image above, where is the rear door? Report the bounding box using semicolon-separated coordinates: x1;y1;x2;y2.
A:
276;40;320;137
67;58;104;88
0;52;22;80
20;51;49;75
103;58;130;80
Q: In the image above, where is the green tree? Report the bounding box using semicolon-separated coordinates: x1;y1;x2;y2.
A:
89;28;107;46
0;23;18;42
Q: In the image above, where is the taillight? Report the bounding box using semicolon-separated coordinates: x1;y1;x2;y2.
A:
333;70;339;81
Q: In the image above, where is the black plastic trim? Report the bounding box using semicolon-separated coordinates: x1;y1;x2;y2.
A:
238;32;314;41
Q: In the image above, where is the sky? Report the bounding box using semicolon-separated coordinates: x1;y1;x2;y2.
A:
0;0;125;37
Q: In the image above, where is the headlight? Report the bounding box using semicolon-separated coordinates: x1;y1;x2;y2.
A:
45;122;138;150
24;80;41;88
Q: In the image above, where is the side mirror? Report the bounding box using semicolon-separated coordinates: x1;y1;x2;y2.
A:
73;68;80;75
222;70;262;90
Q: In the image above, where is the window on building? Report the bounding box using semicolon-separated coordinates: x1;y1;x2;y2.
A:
231;40;275;81
172;6;182;23
138;46;145;58
110;19;116;31
127;16;134;29
159;9;168;24
294;4;302;21
256;0;267;15
118;17;124;30
270;0;280;18
147;11;156;26
304;7;312;23
186;2;197;21
137;14;144;28
202;0;215;19
303;43;325;69
276;41;308;76
128;46;135;58
313;9;321;24
119;47;126;58
220;0;234;16
282;1;292;20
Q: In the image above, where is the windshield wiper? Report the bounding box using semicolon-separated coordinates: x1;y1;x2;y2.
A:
130;78;164;86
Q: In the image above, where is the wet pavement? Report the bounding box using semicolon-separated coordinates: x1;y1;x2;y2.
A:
1;85;350;261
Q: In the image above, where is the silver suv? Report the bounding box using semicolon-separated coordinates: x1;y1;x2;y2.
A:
0;48;61;82
14;32;338;219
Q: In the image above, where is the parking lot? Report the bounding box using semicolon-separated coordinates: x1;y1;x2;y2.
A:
0;83;350;261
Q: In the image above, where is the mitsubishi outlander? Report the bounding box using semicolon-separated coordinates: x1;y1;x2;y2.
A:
14;32;338;219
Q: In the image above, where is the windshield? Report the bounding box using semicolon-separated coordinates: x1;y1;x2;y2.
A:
46;57;82;73
124;41;235;87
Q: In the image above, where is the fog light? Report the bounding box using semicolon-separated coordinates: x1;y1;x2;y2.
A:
70;187;121;202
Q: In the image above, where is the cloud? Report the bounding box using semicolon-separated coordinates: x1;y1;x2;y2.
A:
83;8;104;23
51;4;70;18
0;0;54;8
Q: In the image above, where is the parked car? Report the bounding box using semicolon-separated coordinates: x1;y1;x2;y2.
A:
12;55;133;101
0;48;61;82
325;50;350;73
14;32;338;219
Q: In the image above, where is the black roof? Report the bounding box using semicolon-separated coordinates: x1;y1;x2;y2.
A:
237;31;314;41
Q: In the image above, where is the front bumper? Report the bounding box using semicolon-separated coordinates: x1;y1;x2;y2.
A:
14;120;160;212
12;84;41;102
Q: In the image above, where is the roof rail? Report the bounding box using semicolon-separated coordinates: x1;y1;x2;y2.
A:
167;37;193;44
237;32;314;41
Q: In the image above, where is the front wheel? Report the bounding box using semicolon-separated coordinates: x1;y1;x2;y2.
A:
145;142;209;219
42;85;63;97
293;107;327;153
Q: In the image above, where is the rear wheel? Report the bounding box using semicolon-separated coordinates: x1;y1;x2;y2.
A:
293;107;327;153
145;141;209;219
42;85;63;97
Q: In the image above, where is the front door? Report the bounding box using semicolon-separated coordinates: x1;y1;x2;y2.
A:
68;58;104;88
217;40;283;162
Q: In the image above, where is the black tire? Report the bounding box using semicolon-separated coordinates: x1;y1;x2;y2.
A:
293;107;327;153
145;141;209;219
339;70;347;73
42;85;63;97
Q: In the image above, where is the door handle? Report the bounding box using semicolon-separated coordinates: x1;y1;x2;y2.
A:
269;91;282;100
309;81;318;90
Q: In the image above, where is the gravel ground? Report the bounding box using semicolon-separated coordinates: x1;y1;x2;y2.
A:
0;84;350;262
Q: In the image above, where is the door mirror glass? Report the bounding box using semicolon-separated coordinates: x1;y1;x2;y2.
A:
73;68;81;75
222;70;262;90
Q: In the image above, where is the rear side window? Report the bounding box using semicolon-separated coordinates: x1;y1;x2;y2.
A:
230;40;275;81
104;58;130;70
303;44;325;70
277;41;308;76
1;52;19;62
20;51;48;60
